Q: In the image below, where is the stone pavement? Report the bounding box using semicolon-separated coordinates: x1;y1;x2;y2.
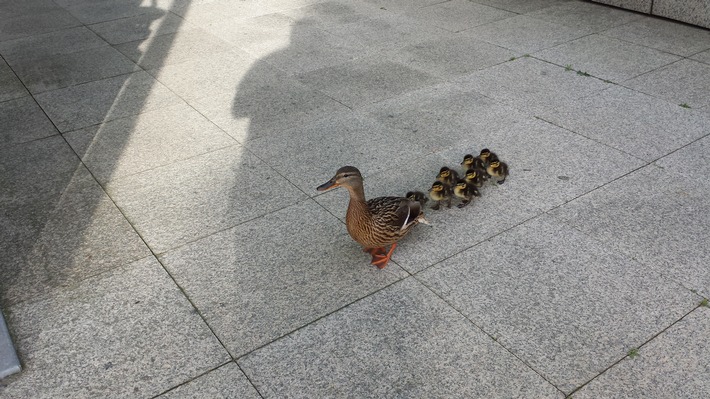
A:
1;0;709;397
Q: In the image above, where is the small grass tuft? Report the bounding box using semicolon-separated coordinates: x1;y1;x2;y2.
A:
680;103;691;108
523;54;531;58
603;79;613;83
700;298;709;308
565;64;573;71
509;56;517;61
628;348;639;358
576;70;591;77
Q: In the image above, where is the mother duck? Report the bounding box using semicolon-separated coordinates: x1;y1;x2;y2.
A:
317;166;427;269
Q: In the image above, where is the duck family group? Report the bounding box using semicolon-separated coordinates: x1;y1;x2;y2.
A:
407;148;509;210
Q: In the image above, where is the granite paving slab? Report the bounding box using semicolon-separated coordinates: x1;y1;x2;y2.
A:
390;33;515;79
464;14;592;54
63;103;236;184
243;111;431;194
361;81;529;151
0;256;230;399
173;0;280;26
35;71;184;133
471;0;574;14
0;60;28;102
0;96;58;147
406;0;515;33
0;167;150;306
281;0;385;28
239;278;563;398
537;85;710;161
359;0;446;13
525;0;643;32
316;117;643;273
623;59;710;109
551;163;710;298
418;215;699;394
159;363;261;399
297;58;442;108
8;46;141;94
147;50;272;101
0;135;82;206
188;80;348;143
600;15;710;57
457;56;611;116
114;28;233;70
314;11;450;55
60;0;172;25
159;200;408;357
199;12;298;59
105;145;307;253
88;11;190;45
534;34;681;83
692;49;710;65
0;0;63;22
0;8;80;42
574;306;710;398
0;26;107;63
590;0;651;13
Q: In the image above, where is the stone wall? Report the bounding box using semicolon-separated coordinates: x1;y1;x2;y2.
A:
592;0;710;28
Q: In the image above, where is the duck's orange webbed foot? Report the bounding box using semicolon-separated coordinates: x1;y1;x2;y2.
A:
370;243;397;269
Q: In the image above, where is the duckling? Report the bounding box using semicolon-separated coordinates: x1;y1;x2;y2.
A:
453;179;477;208
487;160;509;184
405;191;428;208
479;148;499;167
460;154;486;172
436;166;459;186
428;181;452;210
463;168;484;194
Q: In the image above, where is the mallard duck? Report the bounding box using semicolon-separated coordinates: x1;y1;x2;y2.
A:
463;168;484;193
479;148;499;167
406;191;428;208
453;179;477;208
487;160;509;184
428;181;452;210
460;154;486;172
436;166;459;186
317;166;427;269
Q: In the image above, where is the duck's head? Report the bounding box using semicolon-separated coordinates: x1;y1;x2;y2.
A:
489;160;500;168
455;180;468;190
461;154;474;166
437;167;453;179
480;148;491;160
465;169;478;180
316;166;363;192
429;181;445;192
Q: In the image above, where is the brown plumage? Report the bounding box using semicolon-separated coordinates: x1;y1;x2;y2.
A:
461;154;486;172
487;160;509;184
453;179;477;208
428;181;452;210
479;148;499;167
406;191;428;208
436;166;459;186
316;166;427;269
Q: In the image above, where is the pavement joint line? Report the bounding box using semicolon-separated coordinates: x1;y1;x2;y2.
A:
149;359;235;399
234;276;408;362
532;115;647;163
413;273;567;396
565;304;703;397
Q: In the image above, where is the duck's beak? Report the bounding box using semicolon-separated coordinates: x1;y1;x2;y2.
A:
316;178;339;192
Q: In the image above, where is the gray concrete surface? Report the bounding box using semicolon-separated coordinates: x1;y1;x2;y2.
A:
1;0;709;397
